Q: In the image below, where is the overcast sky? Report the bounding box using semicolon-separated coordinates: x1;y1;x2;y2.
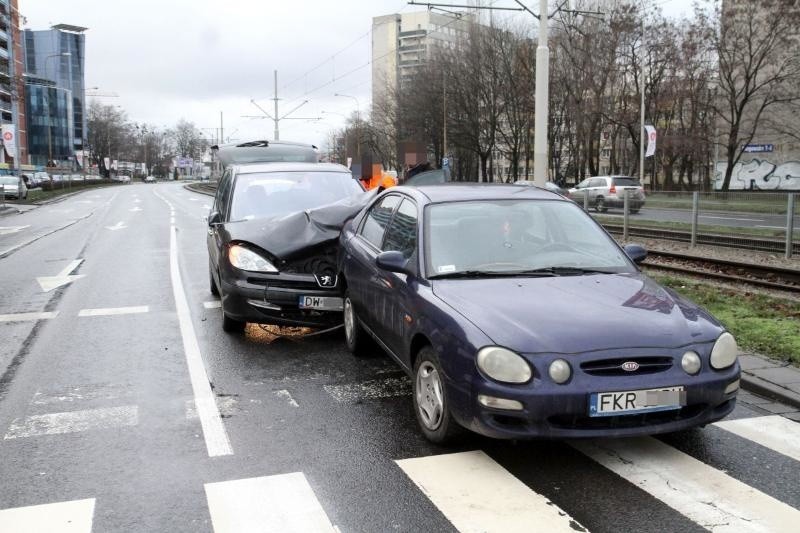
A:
24;0;695;146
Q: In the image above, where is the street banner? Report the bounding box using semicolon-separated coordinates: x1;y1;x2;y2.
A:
346;157;352;169
645;125;656;158
104;157;111;170
1;124;17;160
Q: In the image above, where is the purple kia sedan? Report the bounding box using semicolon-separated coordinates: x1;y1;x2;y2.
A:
338;184;740;443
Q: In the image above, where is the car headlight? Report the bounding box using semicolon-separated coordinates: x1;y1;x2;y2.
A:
476;347;532;384
710;332;738;370
548;359;572;384
681;351;701;375
228;245;278;273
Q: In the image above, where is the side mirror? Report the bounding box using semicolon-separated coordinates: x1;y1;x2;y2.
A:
208;211;222;226
624;244;647;264
376;250;411;274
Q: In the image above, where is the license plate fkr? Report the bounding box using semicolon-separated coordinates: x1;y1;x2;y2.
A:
589;386;685;417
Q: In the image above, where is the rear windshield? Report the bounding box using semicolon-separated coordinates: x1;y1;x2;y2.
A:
229;171;364;221
612;177;641;187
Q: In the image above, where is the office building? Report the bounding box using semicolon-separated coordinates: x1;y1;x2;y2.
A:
23;23;87;164
0;0;27;167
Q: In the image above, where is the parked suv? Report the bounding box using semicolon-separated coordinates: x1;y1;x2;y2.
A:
569;176;645;213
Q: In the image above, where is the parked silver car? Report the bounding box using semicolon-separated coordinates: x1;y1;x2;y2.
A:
569;175;645;213
0;175;28;200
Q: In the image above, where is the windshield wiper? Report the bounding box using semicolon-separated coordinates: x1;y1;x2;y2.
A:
430;269;558;279
507;266;616;276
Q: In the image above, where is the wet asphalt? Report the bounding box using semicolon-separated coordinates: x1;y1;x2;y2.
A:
0;182;797;532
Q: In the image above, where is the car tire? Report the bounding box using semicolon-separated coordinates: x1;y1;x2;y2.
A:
343;290;371;356
210;267;219;297
413;347;462;444
595;197;607;213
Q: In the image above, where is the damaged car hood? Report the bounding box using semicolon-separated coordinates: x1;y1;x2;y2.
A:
221;189;379;260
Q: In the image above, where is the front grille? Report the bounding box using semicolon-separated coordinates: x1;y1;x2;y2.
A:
548;404;705;430
580;356;673;376
267;280;325;292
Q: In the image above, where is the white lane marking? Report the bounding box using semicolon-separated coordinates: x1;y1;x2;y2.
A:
202;204;211;209
0;225;29;235
170;217;176;224
0;498;95;533
74;200;93;204
32;383;128;406
77;306;149;317
129;206;142;212
396;451;584;533
189;198;198;202
105;221;127;231
203;301;222;309
185;397;237;419
0;213;94;260
169;225;232;457
715;415;800;462
0;311;58;323
133;199;141;203
572;437;800;532
700;215;765;222
274;389;299;407
36;259;85;292
323;376;410;402
756;225;786;229
204;473;337;533
4;406;138;439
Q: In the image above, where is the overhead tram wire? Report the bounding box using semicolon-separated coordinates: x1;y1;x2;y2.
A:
279;0;503;108
262;0;415;100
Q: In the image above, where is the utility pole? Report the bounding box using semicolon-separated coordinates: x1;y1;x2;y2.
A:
220;111;224;144
273;71;279;141
248;71;318;141
639;17;646;188
532;0;549;186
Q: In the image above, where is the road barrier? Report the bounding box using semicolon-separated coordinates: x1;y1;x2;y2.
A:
582;190;798;259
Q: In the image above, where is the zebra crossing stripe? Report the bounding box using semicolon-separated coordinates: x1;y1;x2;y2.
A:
3;406;139;439
204;473;337;533
714;415;800;462
396;450;586;533
571;436;800;532
0;498;95;532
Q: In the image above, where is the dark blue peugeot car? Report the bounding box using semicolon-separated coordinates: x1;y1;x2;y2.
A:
338;184;740;443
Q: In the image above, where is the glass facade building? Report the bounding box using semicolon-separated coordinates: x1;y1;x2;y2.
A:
24;77;72;166
23;24;86;158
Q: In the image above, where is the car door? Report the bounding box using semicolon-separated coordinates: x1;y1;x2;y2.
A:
345;194;402;336
572;178;590;203
375;198;419;358
208;169;233;277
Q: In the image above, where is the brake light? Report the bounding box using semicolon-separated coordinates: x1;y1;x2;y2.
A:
609;184;617;194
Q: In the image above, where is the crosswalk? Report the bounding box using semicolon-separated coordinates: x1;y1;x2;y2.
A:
0;412;797;532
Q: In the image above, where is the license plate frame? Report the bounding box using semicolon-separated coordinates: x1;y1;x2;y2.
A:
588;386;685;417
298;295;343;311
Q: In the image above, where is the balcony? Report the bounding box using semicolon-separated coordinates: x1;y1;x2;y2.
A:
0;48;8;61
0;29;8;42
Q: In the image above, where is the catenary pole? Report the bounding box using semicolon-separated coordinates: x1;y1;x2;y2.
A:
532;0;549;186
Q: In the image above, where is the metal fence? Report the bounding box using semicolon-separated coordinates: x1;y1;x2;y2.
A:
585;190;798;259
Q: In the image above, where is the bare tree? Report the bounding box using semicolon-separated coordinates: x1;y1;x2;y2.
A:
171;119;208;159
706;0;800;190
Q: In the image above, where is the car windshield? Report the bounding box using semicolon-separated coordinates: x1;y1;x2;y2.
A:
425;199;635;277
229;171;363;221
0;176;18;185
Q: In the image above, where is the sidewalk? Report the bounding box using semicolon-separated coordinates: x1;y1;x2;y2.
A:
739;353;800;417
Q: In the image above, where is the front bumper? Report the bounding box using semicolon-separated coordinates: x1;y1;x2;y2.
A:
450;350;740;439
220;272;343;328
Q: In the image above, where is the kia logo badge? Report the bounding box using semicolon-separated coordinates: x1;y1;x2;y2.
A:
621;361;639;372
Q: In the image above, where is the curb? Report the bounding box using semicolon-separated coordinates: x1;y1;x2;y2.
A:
740;372;800;410
184;183;216;197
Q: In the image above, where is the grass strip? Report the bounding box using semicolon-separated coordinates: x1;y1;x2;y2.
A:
652;274;800;364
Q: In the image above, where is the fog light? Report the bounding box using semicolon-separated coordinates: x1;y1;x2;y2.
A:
724;379;740;395
478;395;524;411
681;351;701;375
548;359;572;384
